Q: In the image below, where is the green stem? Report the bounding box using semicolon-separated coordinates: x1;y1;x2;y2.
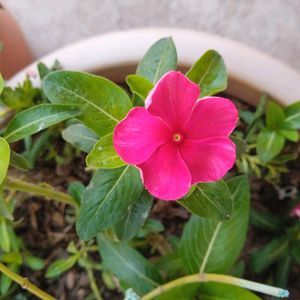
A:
85;263;103;300
0;262;56;300
3;176;77;207
141;273;289;300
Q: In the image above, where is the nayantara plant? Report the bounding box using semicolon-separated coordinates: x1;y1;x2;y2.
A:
0;37;300;299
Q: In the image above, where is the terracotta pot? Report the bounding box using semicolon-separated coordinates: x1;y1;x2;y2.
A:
0;6;33;79
7;29;300;106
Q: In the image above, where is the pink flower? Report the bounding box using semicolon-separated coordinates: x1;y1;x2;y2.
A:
113;71;238;200
290;203;300;218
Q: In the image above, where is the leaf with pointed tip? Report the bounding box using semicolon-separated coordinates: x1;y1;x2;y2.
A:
86;133;125;169
76;166;143;240
136;37;177;83
42;71;132;136
62;123;98;153
178;180;232;221
3;104;80;143
97;233;162;295
186;50;227;97
114;191;153;241
180;176;250;274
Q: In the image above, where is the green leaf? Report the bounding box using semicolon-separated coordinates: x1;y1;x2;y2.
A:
46;254;79;278
284;101;300;129
68;182;85;206
0;74;4;95
197;282;261;300
186;50;227;97
137;219;164;238
62;123;98;153
114;191;153;241
277;129;299;142
23;130;52;168
274;255;291;288
266;101;285;130
86;133;125;169
42;71;132;136
37;62;51;79
250;208;283;233
250;237;289;273
0;218;10;252
0;78;39;110
291;241;300;265
3;104;80;143
10;151;30;170
136;37;177;83
97;233;162;295
77;166;143;241
178;180;232;221
0;137;10;185
156;283;199;300
180;176;250;274
0;193;13;221
257;128;285;164
24;255;45;271
126;75;154;100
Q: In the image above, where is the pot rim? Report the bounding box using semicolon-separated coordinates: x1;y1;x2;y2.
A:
7;28;300;106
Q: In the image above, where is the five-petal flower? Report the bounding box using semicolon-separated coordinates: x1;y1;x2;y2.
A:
113;71;238;200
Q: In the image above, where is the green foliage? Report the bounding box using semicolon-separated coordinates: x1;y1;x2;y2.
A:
97;233;162;295
186;50;227;96
197;282;261;300
0;77;39;110
126;75;154;100
62;123;98;153
77;166;143;240
10;151;30;170
42;71;132;136
257;129;285;164
250;237;289;273
0;137;10;185
114;190;153;241
178;180;232;221
180;176;249;274
46;254;79;278
284;101;300;129
136;37;177;83
86;133;125;169
3;104;80;143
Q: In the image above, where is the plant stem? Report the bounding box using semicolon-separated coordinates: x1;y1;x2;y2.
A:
85;264;103;300
3;176;77;207
141;273;289;300
199;221;222;273
0;262;56;300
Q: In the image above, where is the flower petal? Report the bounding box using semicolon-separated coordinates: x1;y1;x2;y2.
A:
184;97;238;139
138;143;191;200
180;137;236;184
145;71;200;130
114;107;171;164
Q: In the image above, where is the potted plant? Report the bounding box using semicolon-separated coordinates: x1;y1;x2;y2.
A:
0;30;299;299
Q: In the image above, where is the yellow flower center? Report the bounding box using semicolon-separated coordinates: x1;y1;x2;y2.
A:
173;133;183;143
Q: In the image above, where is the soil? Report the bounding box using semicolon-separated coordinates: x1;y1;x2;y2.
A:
6;98;300;300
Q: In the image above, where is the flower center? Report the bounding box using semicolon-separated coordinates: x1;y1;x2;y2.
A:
173;133;183;143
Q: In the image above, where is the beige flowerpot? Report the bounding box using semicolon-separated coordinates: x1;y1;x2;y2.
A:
0;7;33;79
7;28;300;106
